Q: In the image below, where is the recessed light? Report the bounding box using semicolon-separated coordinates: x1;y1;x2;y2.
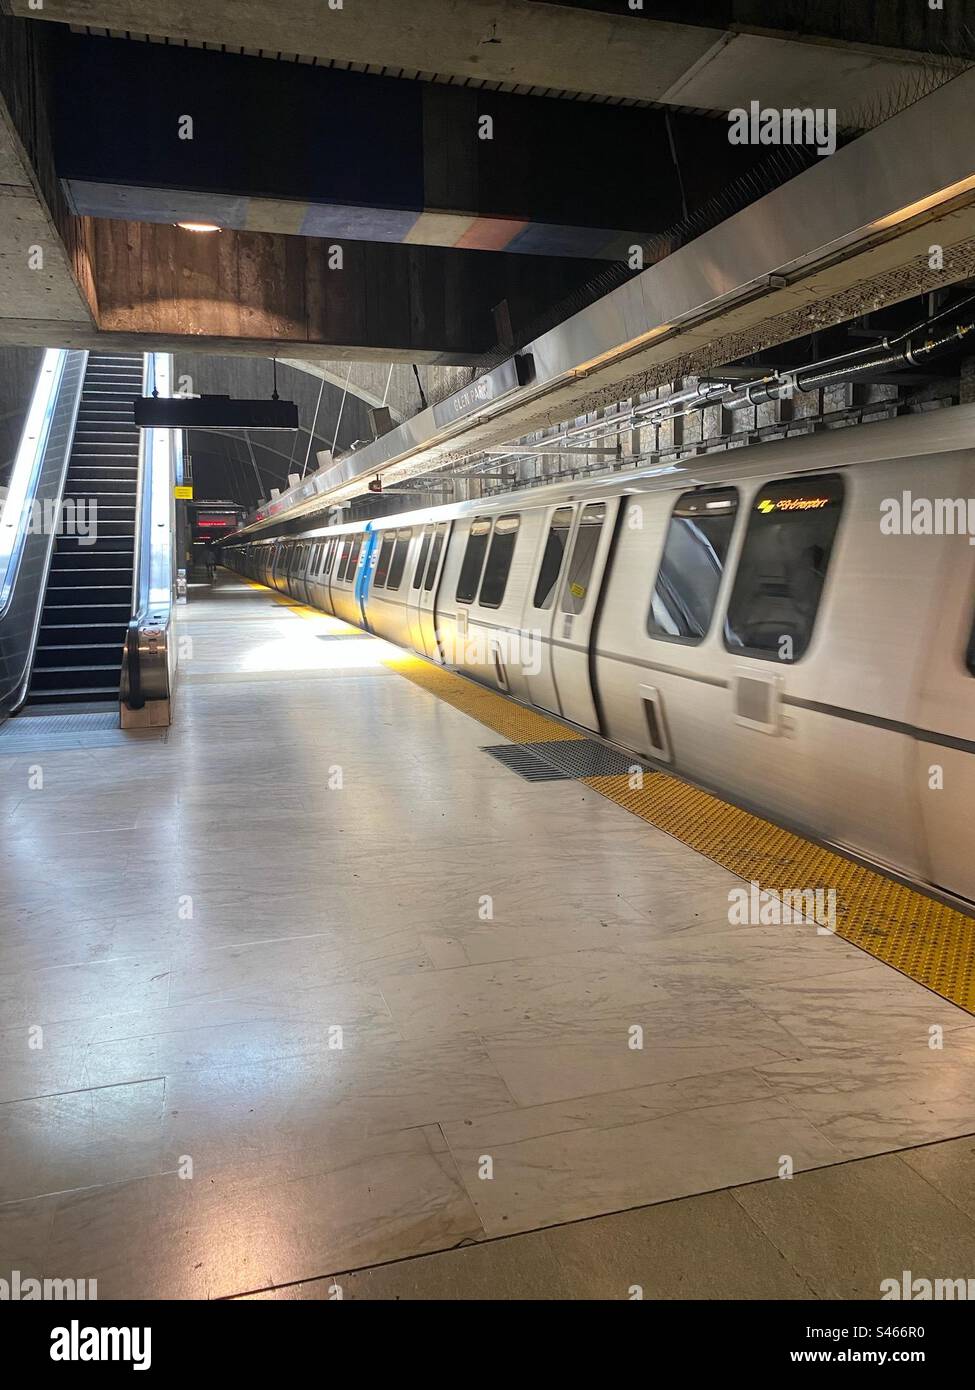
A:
175;221;222;233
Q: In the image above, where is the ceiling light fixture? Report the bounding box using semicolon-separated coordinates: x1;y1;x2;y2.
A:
175;221;222;233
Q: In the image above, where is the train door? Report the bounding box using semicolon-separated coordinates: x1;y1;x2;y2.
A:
406;526;434;653
549;499;620;730
418;522;450;659
523;504;574;715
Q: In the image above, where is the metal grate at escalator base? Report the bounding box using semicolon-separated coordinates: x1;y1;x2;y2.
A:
0;711;165;751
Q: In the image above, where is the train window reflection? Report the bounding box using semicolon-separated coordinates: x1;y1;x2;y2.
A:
387;528;413;590
412;528;432;588
479;515;520;608
648;488;738;643
374;533;395;588
560;503;605;614
533;506;573;609
456;519;492;603
724;474;843;662
424;524;447;592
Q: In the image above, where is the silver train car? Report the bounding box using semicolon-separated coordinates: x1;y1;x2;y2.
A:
224;406;975;905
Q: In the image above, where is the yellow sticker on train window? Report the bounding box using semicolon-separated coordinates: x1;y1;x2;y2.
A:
569;582;585;599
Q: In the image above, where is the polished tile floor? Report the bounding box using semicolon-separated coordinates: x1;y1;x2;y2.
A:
1;574;973;1298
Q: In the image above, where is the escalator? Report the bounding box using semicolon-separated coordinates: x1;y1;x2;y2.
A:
0;349;179;727
25;353;144;706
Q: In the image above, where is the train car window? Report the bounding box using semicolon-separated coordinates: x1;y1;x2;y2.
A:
387;528;413;590
479;515;520;608
456;519;492;603
412;528;433;588
374;533;396;588
724;474;844;662
560;503;606;614
424;524;447;591
335;539;350;581
533;506;574;609
346;536;363;583
648;488;738;643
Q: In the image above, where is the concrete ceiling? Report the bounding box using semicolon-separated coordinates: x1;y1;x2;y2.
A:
10;0;960;115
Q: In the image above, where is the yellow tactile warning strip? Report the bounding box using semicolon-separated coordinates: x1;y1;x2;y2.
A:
233;574;975;1012
240;577;362;634
384;654;586;745
385;653;975;1015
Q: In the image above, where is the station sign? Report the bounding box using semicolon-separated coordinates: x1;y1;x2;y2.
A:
432;353;535;430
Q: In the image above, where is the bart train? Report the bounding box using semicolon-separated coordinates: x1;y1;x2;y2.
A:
223;405;975;905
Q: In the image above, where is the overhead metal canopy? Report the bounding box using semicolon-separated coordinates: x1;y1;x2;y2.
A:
234;67;975;536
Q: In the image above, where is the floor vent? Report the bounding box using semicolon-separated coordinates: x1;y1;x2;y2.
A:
480;744;574;782
521;738;637;779
482;738;638;782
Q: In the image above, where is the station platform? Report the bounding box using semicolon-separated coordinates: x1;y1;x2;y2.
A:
1;571;974;1300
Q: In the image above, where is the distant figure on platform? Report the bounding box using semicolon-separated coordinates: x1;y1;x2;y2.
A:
202;544;217;581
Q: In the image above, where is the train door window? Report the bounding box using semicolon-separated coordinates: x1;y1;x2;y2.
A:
648;488;738;643
424;524;447;591
412;528;433;588
324;538;337;576
334;539;349;580
560;503;606;614
533;506;573;609
479;515;520;608
724;474;844;662
387;528;413;590
374;533;396;588
456;519;492;603
346;536;363;583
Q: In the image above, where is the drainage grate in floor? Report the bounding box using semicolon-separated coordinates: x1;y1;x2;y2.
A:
481;744;574;782
0;711;166;752
520;738;639;779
